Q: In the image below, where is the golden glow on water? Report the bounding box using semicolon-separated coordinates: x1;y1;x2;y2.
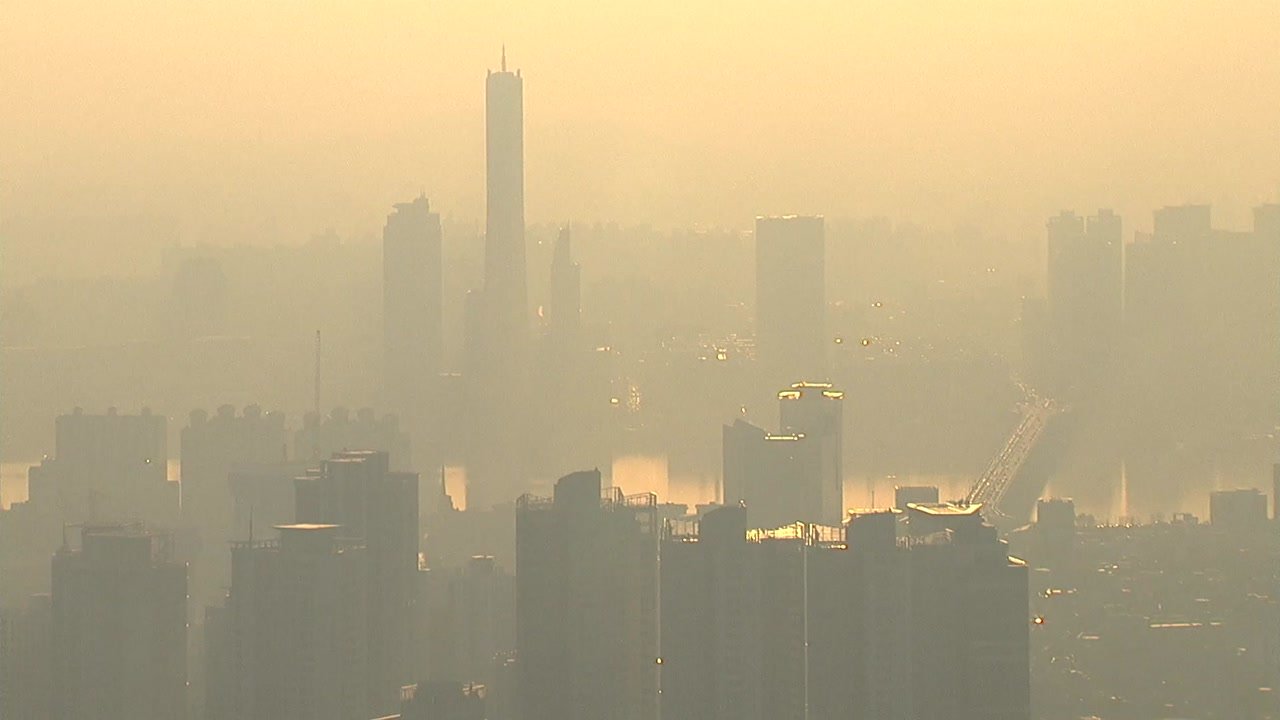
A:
1;463;28;509
443;466;468;511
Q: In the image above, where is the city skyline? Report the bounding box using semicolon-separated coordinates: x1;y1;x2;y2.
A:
4;8;1280;719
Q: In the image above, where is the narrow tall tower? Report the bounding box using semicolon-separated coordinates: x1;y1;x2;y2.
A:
485;49;527;344
467;51;530;510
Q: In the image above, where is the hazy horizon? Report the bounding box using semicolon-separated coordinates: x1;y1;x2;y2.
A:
5;1;1280;281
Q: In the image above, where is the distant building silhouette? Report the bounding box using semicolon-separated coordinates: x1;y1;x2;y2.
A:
30;407;173;524
465;51;530;511
515;469;659;720
755;215;826;382
1045;209;1123;398
294;407;411;470
52;523;187;720
1208;488;1268;532
383;196;443;446
548;225;581;349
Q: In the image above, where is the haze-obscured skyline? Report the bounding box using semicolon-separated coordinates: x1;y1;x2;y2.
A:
4;1;1280;280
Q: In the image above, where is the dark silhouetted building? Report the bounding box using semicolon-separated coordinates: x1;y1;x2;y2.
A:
894;484;940;509
722;419;822;529
778;381;844;522
418;555;515;688
0;594;52;720
52;523;187;720
660;504;1029;720
206;524;368;720
516;469;658;720
1209;488;1268;532
755;215;826;382
295;451;419;716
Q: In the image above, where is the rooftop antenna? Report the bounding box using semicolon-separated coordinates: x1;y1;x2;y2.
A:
314;330;322;418
313;329;322;460
501;44;507;72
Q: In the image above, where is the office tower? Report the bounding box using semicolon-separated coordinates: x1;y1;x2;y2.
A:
0;594;53;720
466;50;530;511
516;470;659;720
206;524;368;720
722;418;823;529
778;381;844;522
548;224;581;348
899;504;1031;720
1045;209;1123;398
418;555;515;687
27;407;174;523
755;215;826;382
383;196;444;438
294;451;419;716
51;523;187;720
293;407;411;470
1209;489;1268;531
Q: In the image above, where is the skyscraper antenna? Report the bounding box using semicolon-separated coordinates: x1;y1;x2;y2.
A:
502;45;507;72
314;330;322;418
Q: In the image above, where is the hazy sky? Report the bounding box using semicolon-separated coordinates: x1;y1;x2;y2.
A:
4;1;1279;255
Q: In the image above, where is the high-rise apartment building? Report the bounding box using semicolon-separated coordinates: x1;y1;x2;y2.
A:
28;407;174;524
51;523;187;720
516;470;659;720
1045;209;1123;397
659;504;1030;720
294;450;419;715
206;524;368;720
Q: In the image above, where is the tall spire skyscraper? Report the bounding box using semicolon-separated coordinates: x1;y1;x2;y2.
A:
485;49;527;345
466;50;529;510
